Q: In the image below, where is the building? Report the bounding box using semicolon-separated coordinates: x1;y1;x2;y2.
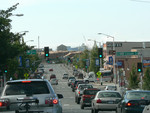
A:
103;41;150;82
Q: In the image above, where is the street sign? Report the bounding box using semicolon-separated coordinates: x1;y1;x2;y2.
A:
27;50;36;55
116;52;138;56
95;58;100;66
24;73;29;79
109;56;113;65
96;71;101;78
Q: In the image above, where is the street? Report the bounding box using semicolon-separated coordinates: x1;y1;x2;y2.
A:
1;63;117;113
44;63;117;113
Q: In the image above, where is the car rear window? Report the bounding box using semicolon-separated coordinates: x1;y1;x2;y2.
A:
127;92;150;100
79;85;93;89
5;81;50;95
98;92;121;98
84;90;99;95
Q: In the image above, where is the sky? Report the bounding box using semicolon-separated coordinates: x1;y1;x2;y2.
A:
1;0;150;50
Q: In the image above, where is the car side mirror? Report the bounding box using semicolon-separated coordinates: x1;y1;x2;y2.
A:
57;94;63;99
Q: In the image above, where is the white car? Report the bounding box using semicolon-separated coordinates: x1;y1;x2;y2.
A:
104;85;117;91
0;79;63;113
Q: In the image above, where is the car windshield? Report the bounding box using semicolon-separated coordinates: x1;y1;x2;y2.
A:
126;92;150;100
5;81;50;95
84;90;99;95
98;92;121;98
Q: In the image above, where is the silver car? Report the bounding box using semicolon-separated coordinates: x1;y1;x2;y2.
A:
91;91;122;113
0;79;63;113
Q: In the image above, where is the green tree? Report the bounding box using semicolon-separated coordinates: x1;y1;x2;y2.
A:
143;67;150;90
78;49;89;71
128;64;139;89
0;3;36;80
89;43;99;74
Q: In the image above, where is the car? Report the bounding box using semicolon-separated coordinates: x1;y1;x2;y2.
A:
0;79;63;113
62;73;69;79
77;73;84;79
50;78;58;85
80;88;100;109
50;74;56;80
117;90;150;113
71;80;84;92
75;84;93;104
68;77;76;86
49;68;53;71
91;90;122;113
105;85;117;91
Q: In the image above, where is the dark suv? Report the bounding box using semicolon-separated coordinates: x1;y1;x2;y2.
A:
80;88;100;109
71;80;84;92
0;79;63;113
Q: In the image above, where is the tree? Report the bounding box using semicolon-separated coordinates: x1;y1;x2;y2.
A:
0;3;36;80
143;67;150;90
89;42;99;74
128;64;139;89
0;3;28;66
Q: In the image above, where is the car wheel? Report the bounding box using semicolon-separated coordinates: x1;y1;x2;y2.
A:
75;96;77;102
94;109;98;113
91;109;94;113
77;98;80;104
81;104;84;109
15;110;19;113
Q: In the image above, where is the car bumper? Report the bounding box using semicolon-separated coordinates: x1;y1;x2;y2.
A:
95;104;118;110
123;107;144;113
3;106;62;113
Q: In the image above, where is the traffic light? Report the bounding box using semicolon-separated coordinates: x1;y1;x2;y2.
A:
98;48;103;58
44;47;49;57
4;69;7;73
137;62;143;72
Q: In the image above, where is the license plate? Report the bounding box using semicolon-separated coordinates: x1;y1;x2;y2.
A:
108;101;114;104
140;105;146;107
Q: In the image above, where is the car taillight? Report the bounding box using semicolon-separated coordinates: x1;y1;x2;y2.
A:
53;99;58;104
78;91;80;94
125;102;135;107
45;97;58;105
22;81;31;83
0;99;9;107
96;99;102;103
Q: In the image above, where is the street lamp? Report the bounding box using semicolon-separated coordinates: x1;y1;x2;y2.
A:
25;40;34;43
88;39;101;47
98;33;116;84
12;14;24;16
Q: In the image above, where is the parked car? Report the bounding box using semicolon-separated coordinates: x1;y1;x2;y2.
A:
0;79;63;113
50;78;58;85
62;73;69;79
105;85;117;91
91;91;122;113
75;84;93;104
117;90;150;113
50;74;56;80
80;88;100;109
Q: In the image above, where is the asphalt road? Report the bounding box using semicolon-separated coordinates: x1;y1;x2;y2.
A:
44;63;116;113
1;63;117;113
